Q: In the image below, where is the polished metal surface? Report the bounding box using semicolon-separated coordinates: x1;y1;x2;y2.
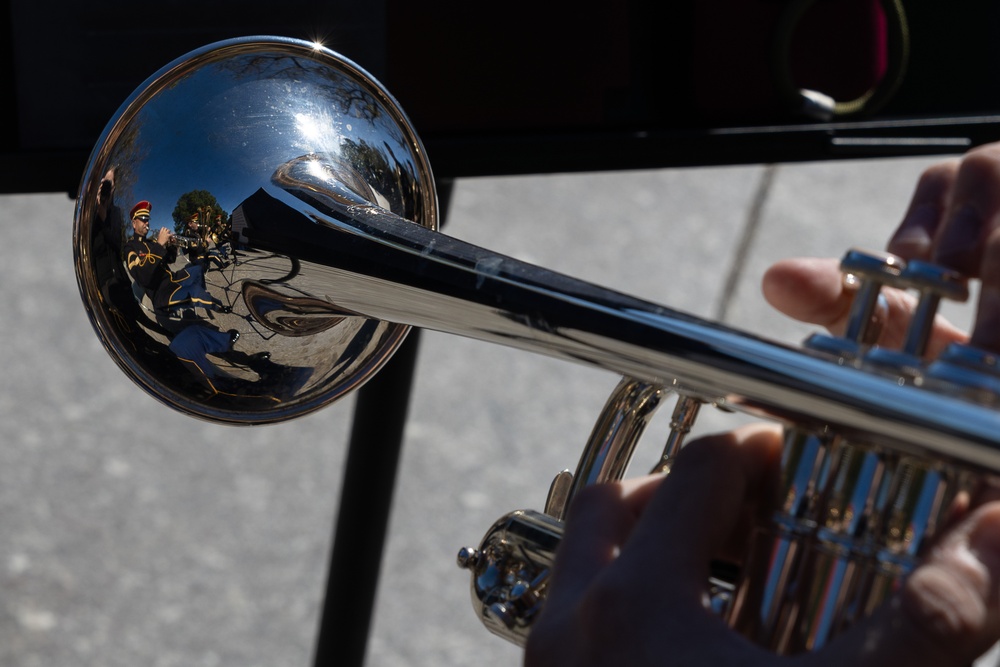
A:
71;37;1000;656
557;377;665;519
74;36;437;424
457;509;562;642
456;247;999;648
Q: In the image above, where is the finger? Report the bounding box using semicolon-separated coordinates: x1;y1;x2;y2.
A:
761;257;906;339
815;503;1000;667
617;424;783;595
887;159;960;260
546;475;665;610
933;144;1000;275
762;257;851;330
534;428;783;667
969;475;1000;508
762;257;966;356
969;227;1000;352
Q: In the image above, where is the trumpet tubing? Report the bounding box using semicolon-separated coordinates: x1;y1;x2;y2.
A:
170;234;202;248
72;37;1000;654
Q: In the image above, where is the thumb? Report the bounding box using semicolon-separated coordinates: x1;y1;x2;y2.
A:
762;256;966;357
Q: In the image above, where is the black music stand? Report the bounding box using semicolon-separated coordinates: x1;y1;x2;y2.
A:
311;179;452;667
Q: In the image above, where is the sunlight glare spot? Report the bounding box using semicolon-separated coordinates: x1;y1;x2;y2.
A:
295;112;324;144
306;159;329;181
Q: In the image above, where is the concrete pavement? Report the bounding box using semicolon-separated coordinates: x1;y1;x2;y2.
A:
0;154;974;666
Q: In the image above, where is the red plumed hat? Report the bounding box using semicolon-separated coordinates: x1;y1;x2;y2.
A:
131;201;152;219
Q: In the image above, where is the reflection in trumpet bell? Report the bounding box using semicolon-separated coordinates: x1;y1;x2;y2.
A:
74;36;437;424
241;281;354;336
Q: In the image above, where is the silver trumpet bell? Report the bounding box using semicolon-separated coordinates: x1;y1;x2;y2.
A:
74;37;1000;654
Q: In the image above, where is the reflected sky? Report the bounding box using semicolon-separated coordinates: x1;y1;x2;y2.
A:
75;38;437;424
108;48;417;229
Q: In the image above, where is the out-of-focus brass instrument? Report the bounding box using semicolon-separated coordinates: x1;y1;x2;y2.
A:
73;37;1000;655
147;228;199;249
167;234;201;249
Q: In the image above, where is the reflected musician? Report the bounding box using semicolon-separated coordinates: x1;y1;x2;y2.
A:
122;200;282;397
124;200;230;316
181;211;230;269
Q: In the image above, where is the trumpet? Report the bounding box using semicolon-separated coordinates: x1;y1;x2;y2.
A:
148;228;198;248
167;234;202;249
73;37;1000;655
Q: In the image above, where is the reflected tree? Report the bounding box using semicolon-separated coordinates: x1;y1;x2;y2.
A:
216;54;385;124
340;137;420;220
106;120;149;220
172;190;229;233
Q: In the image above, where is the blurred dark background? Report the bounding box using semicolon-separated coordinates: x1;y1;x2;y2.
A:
3;0;1000;194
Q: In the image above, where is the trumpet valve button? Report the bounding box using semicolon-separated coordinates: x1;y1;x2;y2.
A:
899;260;969;302
840;248;906;281
896;260;969;357
839;249;906;344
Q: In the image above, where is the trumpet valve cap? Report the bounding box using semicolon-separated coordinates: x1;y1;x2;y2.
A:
840;249;906;281
901;260;969;302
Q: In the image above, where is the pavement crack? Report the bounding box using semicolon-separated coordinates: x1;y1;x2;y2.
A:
715;164;778;322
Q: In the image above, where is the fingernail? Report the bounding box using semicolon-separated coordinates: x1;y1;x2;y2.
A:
935;205;984;268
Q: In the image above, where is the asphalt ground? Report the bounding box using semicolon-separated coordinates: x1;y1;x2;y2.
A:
2;154;994;666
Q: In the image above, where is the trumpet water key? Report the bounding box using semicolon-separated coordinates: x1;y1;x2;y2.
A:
72;37;1000;654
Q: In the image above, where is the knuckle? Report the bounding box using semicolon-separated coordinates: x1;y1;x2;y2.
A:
564;482;623;523
957;146;1000;188
915;159;960;196
672;431;738;473
901;565;988;646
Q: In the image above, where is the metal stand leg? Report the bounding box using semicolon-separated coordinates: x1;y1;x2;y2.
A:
312;179;452;667
312;329;422;667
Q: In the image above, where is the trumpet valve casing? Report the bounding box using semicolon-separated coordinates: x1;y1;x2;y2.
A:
461;248;1000;653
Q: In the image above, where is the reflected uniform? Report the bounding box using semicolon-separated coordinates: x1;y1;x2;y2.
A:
124;201;221;312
